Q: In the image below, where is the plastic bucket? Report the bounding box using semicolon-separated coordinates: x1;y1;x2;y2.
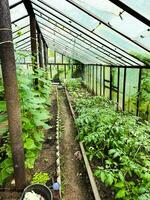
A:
20;183;53;200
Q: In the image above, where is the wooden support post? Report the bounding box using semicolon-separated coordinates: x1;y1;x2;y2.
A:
37;32;43;68
0;0;25;189
30;14;38;87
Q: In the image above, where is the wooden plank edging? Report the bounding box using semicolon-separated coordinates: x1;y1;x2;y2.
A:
64;87;101;200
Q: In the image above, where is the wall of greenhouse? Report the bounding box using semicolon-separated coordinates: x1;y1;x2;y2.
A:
83;65;150;121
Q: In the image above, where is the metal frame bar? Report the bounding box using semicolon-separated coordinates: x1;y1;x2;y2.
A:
117;67;120;110
96;65;98;95
43;33;101;64
13;30;30;40
13;24;29;34
66;0;150;53
103;66;105;96
136;68;142;116
15;40;31;49
38;21;119;65
15;35;30;44
22;0;48;47
9;0;23;9
108;0;150;27
40;26;114;65
122;68;127;111
36;14;127;65
110;66;113;100
11;15;28;24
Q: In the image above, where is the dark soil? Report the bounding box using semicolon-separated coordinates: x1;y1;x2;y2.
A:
0;86;58;200
58;87;94;200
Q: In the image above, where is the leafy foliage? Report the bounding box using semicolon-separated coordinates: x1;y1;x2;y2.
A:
31;172;50;184
65;78;150;199
0;66;51;185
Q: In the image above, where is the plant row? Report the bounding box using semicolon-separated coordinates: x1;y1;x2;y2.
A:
0;67;51;185
64;78;150;200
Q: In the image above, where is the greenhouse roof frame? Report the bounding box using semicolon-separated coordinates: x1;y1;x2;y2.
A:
9;0;150;66
66;0;150;52
32;0;145;65
108;0;150;26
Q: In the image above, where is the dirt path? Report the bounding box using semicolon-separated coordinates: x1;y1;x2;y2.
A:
58;88;94;200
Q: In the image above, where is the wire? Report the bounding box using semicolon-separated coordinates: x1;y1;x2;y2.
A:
0;28;12;31
0;41;13;45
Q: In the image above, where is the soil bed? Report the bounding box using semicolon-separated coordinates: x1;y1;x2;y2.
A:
0;86;58;200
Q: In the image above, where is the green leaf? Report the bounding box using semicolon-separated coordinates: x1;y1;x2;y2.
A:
25;157;36;169
118;171;125;182
115;189;126;199
0;101;6;112
33;132;44;142
115;182;125;188
100;171;106;183
24;138;37;150
106;173;114;186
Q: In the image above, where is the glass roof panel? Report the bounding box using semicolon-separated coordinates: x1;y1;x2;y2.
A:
11;17;29;33
120;0;150;20
38;22;122;65
10;3;28;22
32;0;99;31
8;0;148;65
71;0;150;52
34;10;142;65
9;0;21;7
32;0;145;65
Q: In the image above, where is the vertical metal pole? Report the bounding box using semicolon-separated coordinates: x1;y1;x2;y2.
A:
88;65;90;89
62;54;63;64
30;15;38;87
54;51;56;63
57;64;59;79
43;42;48;69
71;64;73;78
136;68;142;116
92;65;94;93
100;66;102;96
103;66;105;96
117;67;120;111
64;64;67;79
50;64;52;78
0;0;25;189
37;32;43;68
110;66;113;100
90;65;92;91
96;65;98;95
122;68;127;111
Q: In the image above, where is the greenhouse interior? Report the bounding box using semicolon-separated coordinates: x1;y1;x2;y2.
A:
0;0;150;199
